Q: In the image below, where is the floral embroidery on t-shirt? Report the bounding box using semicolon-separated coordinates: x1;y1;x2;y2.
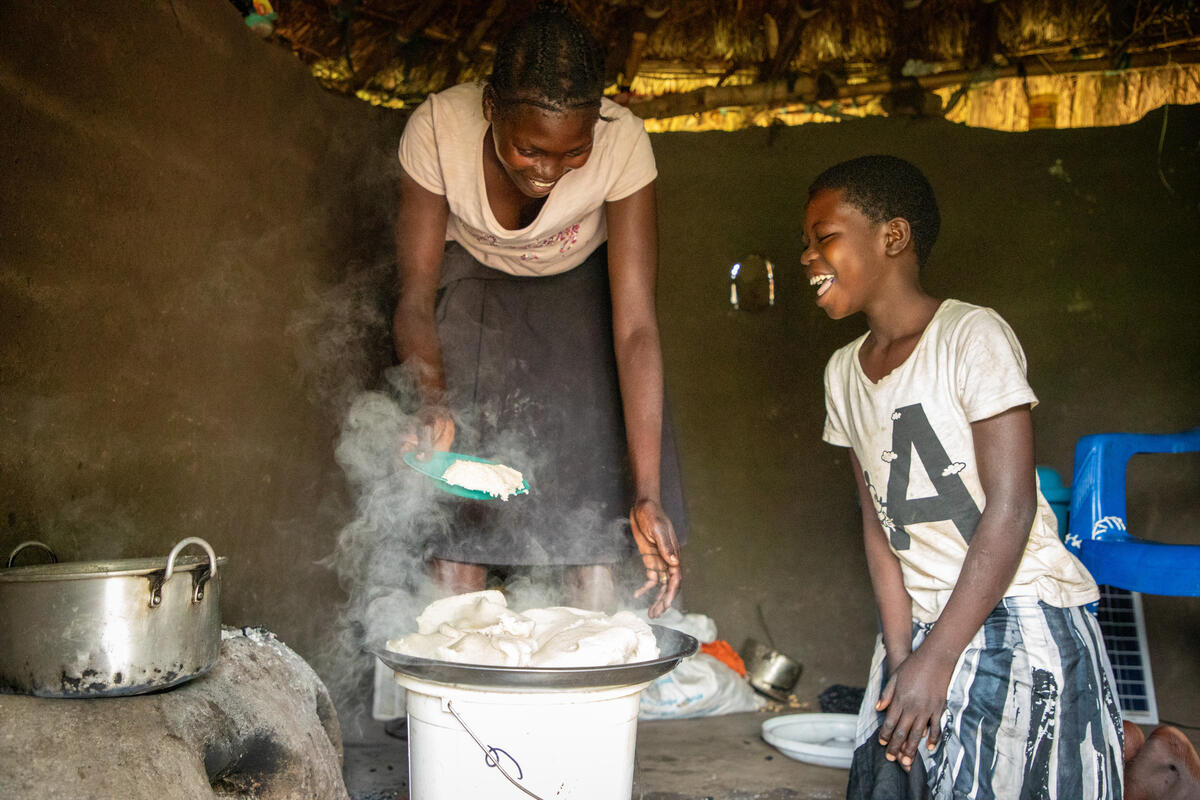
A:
521;224;581;261
463;222;582;256
553;224;580;254
463;225;500;247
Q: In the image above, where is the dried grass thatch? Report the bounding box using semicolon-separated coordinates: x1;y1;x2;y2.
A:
259;0;1200;130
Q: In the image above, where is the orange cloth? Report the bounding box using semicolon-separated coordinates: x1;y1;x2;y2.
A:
700;639;746;677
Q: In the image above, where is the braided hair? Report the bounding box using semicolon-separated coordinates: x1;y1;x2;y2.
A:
487;2;605;116
808;155;941;268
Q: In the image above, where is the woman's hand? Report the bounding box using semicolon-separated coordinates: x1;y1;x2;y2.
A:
875;645;956;770
399;406;456;459
629;497;681;617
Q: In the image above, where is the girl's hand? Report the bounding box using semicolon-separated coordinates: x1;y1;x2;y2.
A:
629;498;681;618
875;646;956;770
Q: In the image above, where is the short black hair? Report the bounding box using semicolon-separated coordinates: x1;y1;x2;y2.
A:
487;3;605;115
807;155;941;268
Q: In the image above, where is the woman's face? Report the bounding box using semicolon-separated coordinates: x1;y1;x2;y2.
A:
486;98;597;198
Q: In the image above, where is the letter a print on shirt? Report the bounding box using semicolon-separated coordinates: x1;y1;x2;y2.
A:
884;404;981;549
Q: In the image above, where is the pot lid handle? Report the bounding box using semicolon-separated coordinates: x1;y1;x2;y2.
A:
164;537;218;582
6;540;58;568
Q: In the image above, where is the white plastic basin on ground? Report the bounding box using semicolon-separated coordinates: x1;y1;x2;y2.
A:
762;712;857;769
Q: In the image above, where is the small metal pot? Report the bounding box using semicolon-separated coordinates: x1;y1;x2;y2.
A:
742;638;802;701
0;537;225;698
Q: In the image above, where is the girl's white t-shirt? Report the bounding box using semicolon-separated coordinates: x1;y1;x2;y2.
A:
398;82;657;277
823;299;1099;623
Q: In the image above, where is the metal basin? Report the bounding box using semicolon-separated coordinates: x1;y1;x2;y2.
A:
370;624;698;690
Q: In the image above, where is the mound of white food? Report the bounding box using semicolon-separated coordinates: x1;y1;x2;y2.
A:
386;590;659;668
441;459;525;500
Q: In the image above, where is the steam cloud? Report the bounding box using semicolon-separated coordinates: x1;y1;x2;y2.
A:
287;225;643;733
313;369;442;734
312;366;637;735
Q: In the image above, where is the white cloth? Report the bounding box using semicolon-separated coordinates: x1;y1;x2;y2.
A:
398;82;657;277
822;299;1098;623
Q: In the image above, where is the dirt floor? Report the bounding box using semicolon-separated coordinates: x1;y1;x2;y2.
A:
341;711;1200;799
343;711;851;800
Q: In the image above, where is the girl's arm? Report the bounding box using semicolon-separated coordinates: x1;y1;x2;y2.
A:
850;451;913;672
877;404;1036;768
393;168;455;452
605;181;680;617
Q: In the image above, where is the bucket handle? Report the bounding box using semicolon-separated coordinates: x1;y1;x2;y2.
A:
443;699;547;800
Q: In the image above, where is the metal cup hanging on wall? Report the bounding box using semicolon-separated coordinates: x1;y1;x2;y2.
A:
729;254;776;312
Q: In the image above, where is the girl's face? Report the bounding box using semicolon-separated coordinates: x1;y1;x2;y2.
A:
800;188;889;319
485;98;597;198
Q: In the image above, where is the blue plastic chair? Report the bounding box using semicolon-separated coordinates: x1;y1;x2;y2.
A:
1065;429;1200;596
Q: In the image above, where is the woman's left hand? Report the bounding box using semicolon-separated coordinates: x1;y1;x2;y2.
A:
629;498;681;617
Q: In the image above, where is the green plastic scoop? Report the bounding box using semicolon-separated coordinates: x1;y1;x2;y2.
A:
402;451;530;501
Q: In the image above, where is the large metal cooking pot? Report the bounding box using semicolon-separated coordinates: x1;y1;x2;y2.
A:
0;537;225;698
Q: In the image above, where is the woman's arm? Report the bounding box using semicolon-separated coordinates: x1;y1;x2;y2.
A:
877;404;1037;768
605;181;681;617
393;168;455;452
850;451;913;672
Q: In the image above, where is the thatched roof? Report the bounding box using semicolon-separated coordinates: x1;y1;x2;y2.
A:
249;0;1200;130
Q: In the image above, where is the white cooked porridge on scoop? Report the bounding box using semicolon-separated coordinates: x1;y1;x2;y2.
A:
441;459;525;500
386;590;659;667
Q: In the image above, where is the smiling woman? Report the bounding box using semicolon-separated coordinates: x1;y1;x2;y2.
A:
391;2;687;618
482;100;596;225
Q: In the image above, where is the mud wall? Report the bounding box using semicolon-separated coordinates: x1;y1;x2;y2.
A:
0;0;400;685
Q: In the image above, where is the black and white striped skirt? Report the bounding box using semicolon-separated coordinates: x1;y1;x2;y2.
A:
850;597;1124;799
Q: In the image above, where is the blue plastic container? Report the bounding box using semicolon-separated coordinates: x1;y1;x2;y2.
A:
1036;466;1071;538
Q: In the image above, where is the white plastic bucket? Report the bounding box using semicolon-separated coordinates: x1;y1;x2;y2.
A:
395;673;652;800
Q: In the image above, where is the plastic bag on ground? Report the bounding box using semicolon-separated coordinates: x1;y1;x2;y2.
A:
638;609;765;719
646;607;719;644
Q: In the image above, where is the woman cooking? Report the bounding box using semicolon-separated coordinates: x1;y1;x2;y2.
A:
393;4;685;617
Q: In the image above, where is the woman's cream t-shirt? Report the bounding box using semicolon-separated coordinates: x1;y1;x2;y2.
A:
398;82;657;277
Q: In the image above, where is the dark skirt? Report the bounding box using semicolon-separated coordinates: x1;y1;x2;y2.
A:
430;242;688;565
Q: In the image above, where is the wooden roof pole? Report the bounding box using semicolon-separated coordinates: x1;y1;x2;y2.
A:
759;1;822;83
618;1;670;93
626;48;1200;119
462;0;509;56
396;0;442;45
446;0;508;86
843;49;1200;99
